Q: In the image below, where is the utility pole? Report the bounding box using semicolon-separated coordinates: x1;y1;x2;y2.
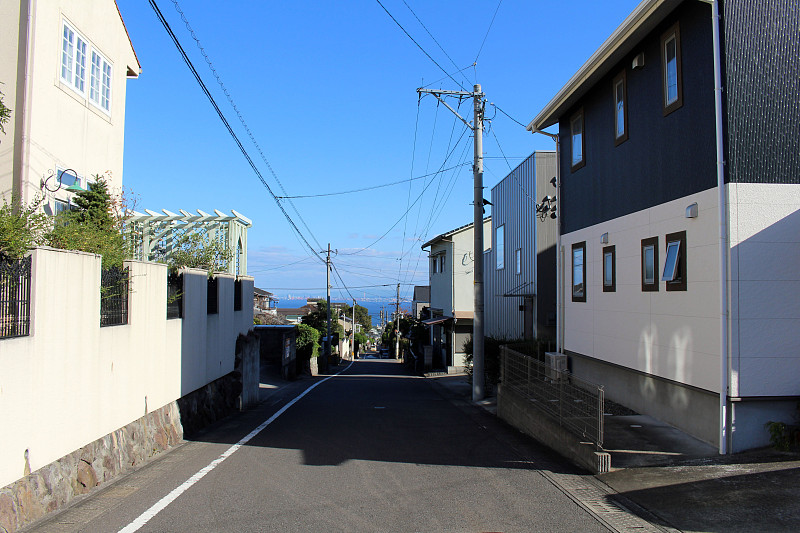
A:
323;243;332;374
418;84;485;401
352;298;356;359
394;283;400;359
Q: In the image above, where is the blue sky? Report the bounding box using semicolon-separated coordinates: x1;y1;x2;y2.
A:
117;0;640;305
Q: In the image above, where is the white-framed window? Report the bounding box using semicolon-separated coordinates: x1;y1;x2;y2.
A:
61;22;87;94
59;19;112;113
515;248;522;275
90;50;112;111
662;241;680;281
439;254;446;273
603;245;615;292
496;225;505;269
431;256;438;274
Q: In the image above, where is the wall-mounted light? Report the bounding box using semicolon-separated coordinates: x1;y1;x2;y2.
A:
686;203;698;218
600;232;609;244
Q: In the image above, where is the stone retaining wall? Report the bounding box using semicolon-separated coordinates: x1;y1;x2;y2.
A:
0;402;182;532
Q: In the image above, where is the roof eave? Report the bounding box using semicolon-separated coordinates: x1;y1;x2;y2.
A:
527;0;683;132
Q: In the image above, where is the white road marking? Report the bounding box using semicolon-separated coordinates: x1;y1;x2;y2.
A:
119;361;354;532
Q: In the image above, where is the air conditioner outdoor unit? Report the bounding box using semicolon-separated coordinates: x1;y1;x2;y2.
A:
545;352;567;382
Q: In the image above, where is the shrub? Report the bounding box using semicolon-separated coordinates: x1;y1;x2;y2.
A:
296;323;320;360
0;195;49;259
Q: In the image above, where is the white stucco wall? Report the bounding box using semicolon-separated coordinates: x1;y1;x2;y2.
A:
0;0;138;208
0;248;253;489
728;183;800;398
561;188;721;392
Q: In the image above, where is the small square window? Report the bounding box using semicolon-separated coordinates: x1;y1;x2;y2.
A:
570;109;585;171
664;231;687;291
661;23;683;115
603;245;616;292
572;242;586;302
642;237;659;292
613;71;628;145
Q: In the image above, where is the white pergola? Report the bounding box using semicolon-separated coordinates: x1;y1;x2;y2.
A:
127;209;252;276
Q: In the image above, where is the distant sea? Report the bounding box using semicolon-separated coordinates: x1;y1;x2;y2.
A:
273;298;410;330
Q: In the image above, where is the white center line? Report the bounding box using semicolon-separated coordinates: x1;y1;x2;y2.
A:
119;361;354;532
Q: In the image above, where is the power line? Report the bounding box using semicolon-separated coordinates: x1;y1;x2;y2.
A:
490;102;527;128
147;0;324;264
474;0;504;64
169;0;324;253
375;0;468;92
273;163;469;199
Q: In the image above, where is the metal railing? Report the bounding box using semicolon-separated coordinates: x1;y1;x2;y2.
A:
100;266;129;327
0;256;32;339
167;271;183;319
501;346;605;448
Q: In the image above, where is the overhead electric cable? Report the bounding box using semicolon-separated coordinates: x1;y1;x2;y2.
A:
273;163;469;199
170;0;324;252
375;0;468;92
474;0;504;64
148;0;323;263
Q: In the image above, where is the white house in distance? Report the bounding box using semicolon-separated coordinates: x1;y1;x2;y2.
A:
528;0;800;452
422;218;491;371
0;0;140;210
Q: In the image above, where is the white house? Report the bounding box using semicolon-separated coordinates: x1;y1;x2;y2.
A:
422;218;491;371
0;0;140;210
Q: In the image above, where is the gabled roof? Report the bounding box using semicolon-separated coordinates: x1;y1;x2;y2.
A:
528;0;684;131
421;216;491;250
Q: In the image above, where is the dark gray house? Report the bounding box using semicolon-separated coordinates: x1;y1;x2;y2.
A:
528;0;800;452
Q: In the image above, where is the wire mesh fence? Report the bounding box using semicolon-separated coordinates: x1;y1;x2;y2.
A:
100;266;129;327
0;256;32;339
501;345;605;448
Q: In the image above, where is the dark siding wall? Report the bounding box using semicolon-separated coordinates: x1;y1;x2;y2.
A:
722;0;800;184
559;1;717;234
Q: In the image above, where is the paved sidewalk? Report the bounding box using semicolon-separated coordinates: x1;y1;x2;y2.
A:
429;372;800;533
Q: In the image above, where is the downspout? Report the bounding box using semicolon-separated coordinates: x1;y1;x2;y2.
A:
533;130;562;353
708;0;730;454
13;0;34;203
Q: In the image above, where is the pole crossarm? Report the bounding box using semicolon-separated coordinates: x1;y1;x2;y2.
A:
417;88;484;131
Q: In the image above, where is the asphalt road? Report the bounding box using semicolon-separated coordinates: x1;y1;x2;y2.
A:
26;358;616;533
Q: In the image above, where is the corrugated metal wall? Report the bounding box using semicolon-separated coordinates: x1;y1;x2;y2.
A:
484;152;556;340
722;0;800;184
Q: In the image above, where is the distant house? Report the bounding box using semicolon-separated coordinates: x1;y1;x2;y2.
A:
411;285;430;320
0;0;140;209
528;0;800;452
484;151;557;341
277;304;316;324
422;218;491;370
253;287;278;315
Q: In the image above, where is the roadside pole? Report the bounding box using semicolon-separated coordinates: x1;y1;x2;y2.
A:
417;84;485;401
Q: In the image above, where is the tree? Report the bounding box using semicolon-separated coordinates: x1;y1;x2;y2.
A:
167;232;232;274
340;302;372;331
301;300;344;339
296;323;320;361
46;176;128;267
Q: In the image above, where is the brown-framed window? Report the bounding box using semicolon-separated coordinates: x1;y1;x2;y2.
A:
661;22;683;115
663;230;687;291
613;70;628;145
572;241;586;302
602;245;616;292
641;237;659;292
570;108;585;171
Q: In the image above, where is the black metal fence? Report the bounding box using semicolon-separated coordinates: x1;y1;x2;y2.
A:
167;271;183;319
501;346;605;448
0;256;32;339
100;266;129;327
207;276;218;314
